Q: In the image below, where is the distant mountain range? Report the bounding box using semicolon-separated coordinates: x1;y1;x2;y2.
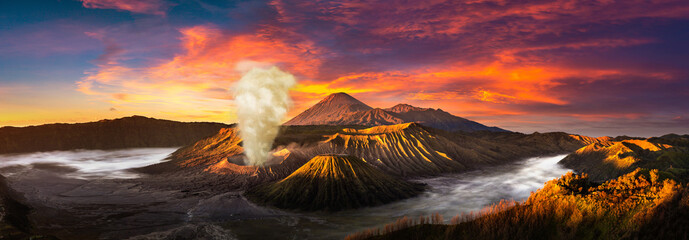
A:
285;92;507;132
0;116;229;154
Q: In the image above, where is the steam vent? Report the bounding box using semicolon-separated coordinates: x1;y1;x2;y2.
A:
244;154;424;211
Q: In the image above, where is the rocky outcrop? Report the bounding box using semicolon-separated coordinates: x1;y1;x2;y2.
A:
0;116;229;154
245;155;424;211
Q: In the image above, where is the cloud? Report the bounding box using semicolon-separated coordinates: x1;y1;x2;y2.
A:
0;21;101;57
70;0;689;136
77;24;326;121
80;0;170;15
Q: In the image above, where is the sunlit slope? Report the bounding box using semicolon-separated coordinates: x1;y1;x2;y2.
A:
323;123;490;176
245;155;424;211
170;128;244;168
140;125;359;171
348;168;689;240
153;123;609;178
561;138;689;181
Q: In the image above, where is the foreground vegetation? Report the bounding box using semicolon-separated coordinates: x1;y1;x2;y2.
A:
347;136;689;239
347;169;689;240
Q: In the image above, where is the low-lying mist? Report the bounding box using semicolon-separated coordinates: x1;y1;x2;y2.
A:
0;148;177;179
223;154;573;240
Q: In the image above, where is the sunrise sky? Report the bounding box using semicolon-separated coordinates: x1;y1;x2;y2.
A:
1;0;688;137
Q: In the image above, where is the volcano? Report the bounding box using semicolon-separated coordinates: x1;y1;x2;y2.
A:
244;154;424;211
285;92;506;132
324;123;488;176
284;92;374;125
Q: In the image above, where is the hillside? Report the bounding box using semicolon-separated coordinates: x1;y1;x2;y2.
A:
560;138;689;181
348;168;689;240
244;155;424;211
384;104;506;132
0;116;229;154
345;135;689;239
155;123;608;179
322;123;490;176
466;131;612;156
285;92;507;132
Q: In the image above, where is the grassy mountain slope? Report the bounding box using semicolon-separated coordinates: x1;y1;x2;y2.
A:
347;135;689;240
348;168;689;240
561;138;689;181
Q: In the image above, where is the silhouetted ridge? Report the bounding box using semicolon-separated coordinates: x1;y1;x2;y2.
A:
0;116;229;154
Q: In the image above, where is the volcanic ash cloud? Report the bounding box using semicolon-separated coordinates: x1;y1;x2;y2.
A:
233;66;296;166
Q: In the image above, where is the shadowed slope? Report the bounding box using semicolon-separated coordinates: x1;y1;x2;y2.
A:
385;104;506;132
245;155;424;211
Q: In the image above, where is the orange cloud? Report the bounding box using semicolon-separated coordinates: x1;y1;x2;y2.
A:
78;24;326;123
80;0;169;15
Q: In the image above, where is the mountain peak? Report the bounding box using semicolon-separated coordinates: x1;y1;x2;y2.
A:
284;92;372;125
386;103;428;113
319;92;369;106
285;92;507;132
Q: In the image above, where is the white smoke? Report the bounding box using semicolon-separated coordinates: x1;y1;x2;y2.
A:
233;65;296;166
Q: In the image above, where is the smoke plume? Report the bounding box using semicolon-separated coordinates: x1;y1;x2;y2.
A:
233;66;296;166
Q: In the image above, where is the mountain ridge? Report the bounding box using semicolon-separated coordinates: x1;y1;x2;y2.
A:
0;116;229;154
244;154;424;211
285;92;507;132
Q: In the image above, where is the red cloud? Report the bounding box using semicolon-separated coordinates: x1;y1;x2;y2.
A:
80;0;169;15
70;0;689;136
78;24;327;123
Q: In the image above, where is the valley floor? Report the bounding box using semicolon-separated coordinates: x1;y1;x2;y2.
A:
1;151;570;240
